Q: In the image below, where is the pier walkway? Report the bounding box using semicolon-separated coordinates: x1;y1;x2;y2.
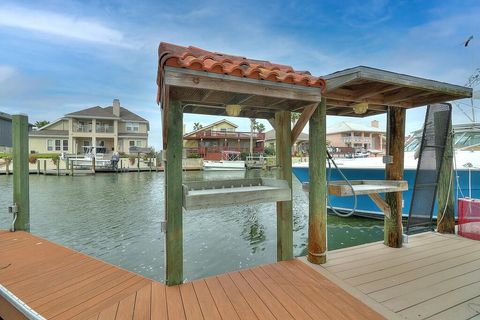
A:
4;230;478;319
0;230;383;319
305;232;480;320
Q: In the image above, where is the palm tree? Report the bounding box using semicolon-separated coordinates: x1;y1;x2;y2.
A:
249;118;258;155
255;123;265;133
193;122;203;131
34;120;50;128
291;112;300;126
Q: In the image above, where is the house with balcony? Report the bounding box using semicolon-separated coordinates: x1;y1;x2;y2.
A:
326;120;385;153
29;99;149;155
183;119;265;160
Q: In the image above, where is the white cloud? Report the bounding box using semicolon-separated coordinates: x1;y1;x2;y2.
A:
0;65;15;82
0;5;135;48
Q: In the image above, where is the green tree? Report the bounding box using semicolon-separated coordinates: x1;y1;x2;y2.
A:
291;112;300;126
255;123;265;133
35;120;50;128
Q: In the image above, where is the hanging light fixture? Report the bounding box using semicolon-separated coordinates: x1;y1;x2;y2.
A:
226;104;242;116
353;102;369;114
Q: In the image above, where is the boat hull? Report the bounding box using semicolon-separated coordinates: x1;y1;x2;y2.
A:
203;161;246;171
292;165;480;219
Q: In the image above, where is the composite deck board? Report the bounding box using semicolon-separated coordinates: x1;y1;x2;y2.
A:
304;232;480;320
0;231;384;319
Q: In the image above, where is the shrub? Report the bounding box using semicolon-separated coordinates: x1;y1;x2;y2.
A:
187;153;201;159
129;155;136;165
28;155;37;164
263;146;275;156
50;154;60;166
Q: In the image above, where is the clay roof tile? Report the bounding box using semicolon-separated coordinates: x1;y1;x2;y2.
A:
157;42;326;103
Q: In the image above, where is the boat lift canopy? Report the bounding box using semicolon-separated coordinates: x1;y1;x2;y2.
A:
156;41;473;285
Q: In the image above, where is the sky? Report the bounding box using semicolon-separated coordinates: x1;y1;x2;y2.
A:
0;0;479;150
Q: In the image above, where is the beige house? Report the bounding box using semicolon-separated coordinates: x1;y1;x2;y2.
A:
264;129;309;153
326;120;385;152
29;99;149;155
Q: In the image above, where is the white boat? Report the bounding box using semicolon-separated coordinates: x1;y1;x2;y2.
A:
66;147;112;168
293;122;480;218
203;151;245;171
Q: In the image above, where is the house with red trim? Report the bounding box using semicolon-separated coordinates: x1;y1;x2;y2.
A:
183;119;264;160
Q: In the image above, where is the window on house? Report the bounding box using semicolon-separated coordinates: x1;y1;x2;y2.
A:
126;122;139;132
47;140;54;151
55;140;61;151
47;139;69;151
220;128;227;132
129;140;143;147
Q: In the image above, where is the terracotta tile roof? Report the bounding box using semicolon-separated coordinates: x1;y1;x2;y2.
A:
157;42;326;103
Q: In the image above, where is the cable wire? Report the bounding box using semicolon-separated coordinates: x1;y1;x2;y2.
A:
326;150;357;217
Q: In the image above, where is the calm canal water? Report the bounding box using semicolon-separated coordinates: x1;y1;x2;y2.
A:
0;171;383;283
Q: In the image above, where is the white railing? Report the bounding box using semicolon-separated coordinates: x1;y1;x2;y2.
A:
74;124;92;132
96;125;113;133
343;137;371;143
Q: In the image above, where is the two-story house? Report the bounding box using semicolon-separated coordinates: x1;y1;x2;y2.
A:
183;119;265;159
29;99;149;154
326;120;385;153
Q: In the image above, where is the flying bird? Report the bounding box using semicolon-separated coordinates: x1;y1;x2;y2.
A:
464;35;474;47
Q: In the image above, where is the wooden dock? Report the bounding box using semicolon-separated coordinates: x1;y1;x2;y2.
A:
4;230;478;319
303;232;480;320
0;230;384;319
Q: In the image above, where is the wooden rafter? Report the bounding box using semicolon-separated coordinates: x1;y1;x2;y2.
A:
352;84;400;100
291;104;318;144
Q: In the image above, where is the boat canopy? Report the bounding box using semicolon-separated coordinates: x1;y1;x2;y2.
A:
322;66;472;117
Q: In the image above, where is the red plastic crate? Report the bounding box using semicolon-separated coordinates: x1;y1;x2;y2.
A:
458;198;480;240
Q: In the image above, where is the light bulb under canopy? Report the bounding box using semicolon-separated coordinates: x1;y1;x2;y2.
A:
353;102;369;114
226;104;241;116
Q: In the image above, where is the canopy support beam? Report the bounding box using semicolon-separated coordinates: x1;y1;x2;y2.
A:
307;98;327;264
276;110;293;261
291;103;317;144
384;106;406;248
165;99;184;285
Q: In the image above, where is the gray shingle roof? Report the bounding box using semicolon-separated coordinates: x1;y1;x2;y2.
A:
65;106;148;122
30;130;68;137
265;129;309;142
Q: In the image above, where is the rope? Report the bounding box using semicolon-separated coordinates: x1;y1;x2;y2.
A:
326;150;357;217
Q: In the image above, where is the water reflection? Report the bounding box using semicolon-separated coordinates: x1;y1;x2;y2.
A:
241;206;266;254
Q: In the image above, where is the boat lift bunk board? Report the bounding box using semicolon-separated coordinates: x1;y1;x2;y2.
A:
182;178;291;210
303;180;408;219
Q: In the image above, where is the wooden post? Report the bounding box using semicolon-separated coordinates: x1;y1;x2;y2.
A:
275;110;293;261
66;158;69;170
71;160;74;176
92;156;96;173
43;159;47;174
384;107;406;248
437;120;455;233
120;159;123;171
5;159;10;175
165;100;184;285
56;157;60;176
307;98;327;264
12;115;30;231
137;153;140;172
36;160;40;175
